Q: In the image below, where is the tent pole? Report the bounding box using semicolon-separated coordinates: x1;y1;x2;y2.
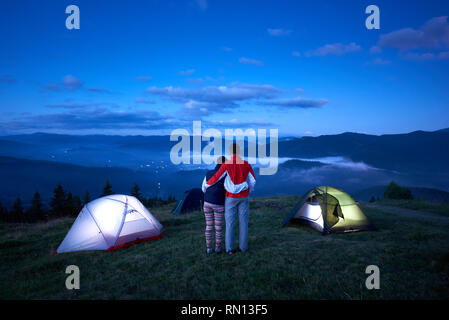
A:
112;196;129;247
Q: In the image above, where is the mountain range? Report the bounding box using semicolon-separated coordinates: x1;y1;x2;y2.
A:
0;128;448;207
278;128;449;174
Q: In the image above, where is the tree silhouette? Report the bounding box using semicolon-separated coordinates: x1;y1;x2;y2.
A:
0;202;7;222
131;183;142;201
51;184;66;217
29;191;45;221
83;190;91;205
384;181;413;200
73;195;82;215
11;197;24;222
64;192;75;216
102;179;113;196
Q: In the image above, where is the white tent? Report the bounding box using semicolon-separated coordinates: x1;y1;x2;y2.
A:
57;195;163;253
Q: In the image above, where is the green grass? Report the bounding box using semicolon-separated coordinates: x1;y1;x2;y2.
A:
0;196;448;300
378;199;449;217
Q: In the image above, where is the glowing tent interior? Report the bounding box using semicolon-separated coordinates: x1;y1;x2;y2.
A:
57;195;163;253
282;186;375;234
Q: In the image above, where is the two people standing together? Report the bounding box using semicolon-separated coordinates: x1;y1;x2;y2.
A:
201;143;256;255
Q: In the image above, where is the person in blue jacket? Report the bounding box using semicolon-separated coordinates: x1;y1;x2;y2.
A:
201;156;227;254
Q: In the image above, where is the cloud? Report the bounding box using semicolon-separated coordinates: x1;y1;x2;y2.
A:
135;97;155;104
186;78;205;85
267;28;292;36
181;100;234;118
45;102;120;109
221;46;232;52
145;83;329;117
43;76;114;94
260;97;329;109
179;69;196;76
292;51;301;57
404;52;435;60
146;83;281;104
238;57;264;66
0;74;16;84
370;45;382;54
88;87;111;94
146;83;282;117
44;75;83;91
206;118;275;129
305;42;361;57
185;76;218;85
205;76;218;82
366;57;391;65
378;16;449;50
439;51;449;59
135;76;152;82
195;0;208;10
403;51;449;61
0;109;178;132
0;108;276;134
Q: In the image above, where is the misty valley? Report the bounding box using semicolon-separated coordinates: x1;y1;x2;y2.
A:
1;128;448;208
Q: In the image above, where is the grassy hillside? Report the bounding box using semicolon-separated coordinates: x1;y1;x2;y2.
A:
376;199;449;217
0;196;448;300
354;185;449;204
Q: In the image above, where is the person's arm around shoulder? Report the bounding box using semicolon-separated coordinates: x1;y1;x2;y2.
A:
247;163;256;192
204;163;227;190
201;176;208;193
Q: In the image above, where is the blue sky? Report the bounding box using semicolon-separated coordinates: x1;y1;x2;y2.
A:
0;0;449;136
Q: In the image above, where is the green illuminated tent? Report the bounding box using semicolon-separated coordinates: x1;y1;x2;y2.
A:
282;186;375;234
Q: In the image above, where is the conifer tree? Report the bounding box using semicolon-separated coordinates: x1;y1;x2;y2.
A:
102;179;113;196
131;183;142;201
0;202;7;222
29;191;45;221
51;184;66;217
64;192;75;216
83;190;91;205
11;197;24;222
73;195;82;215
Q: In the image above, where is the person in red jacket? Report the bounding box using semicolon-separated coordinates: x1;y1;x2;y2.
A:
203;143;256;254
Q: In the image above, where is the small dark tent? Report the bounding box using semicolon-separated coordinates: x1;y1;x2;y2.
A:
282;186;375;234
172;188;204;215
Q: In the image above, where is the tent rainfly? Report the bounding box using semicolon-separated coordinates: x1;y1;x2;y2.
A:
57;195;163;253
171;188;204;215
282;186;375;234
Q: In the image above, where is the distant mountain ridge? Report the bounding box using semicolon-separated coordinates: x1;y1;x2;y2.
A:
2;127;448;173
354;185;449;203
278;128;449;174
0;128;448;207
278;159;326;170
0;156;158;207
